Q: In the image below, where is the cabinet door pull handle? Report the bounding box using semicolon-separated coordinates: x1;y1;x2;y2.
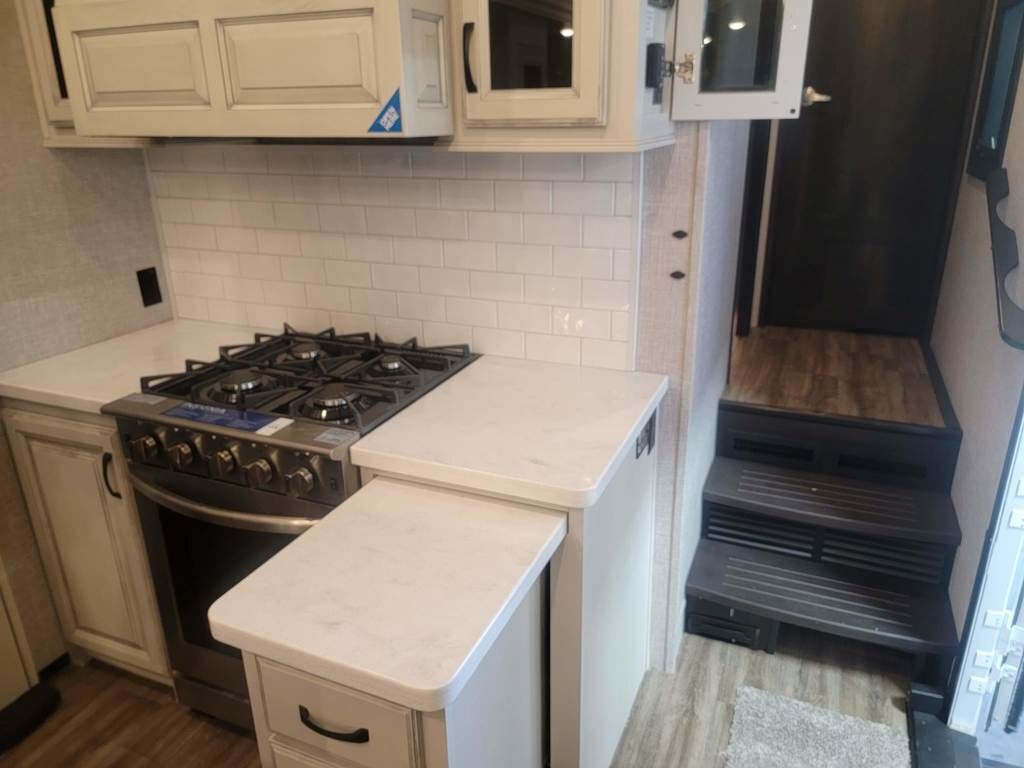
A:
102;453;122;499
298;705;369;744
463;22;478;93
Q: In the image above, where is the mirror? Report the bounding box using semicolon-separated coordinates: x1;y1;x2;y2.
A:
969;0;1024;180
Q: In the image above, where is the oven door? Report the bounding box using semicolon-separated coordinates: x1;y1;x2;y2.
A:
130;468;320;726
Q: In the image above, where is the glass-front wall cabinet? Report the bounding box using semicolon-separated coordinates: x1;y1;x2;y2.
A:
459;0;610;126
672;0;813;120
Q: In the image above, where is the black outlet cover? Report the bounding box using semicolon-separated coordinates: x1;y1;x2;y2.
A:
136;267;163;307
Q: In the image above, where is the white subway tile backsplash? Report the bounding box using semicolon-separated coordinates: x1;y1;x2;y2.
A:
246;303;287;330
446;297;497;327
305;284;351;311
445;241;496;271
467;154;523;180
552;307;611;339
280;256;326;284
582;279;631;311
366;207;417;237
583;216;632;249
552;182;615;216
216;226;258;253
420;267;470;297
441;180;494;211
495;181;552;213
318;205;367;234
472;327;525;358
151;145;638;370
553;247;613;279
496;244;552;275
526;333;581;365
371;264;420;292
394;238;443;267
422;321;473;346
471;271;523;302
584;154;633;183
256;229;301;256
274;202;319;231
524;214;581;247
498;302;551;333
325;260;372;288
388;178;440;208
469;211;522;243
346;235;394;263
261;280;307;308
416;209;467;240
351;288;398;317
525;275;581;306
523;154;583;181
300;232;346;260
397;292;446;321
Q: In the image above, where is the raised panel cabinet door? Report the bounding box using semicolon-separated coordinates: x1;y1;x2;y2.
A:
3;410;168;680
457;0;610;126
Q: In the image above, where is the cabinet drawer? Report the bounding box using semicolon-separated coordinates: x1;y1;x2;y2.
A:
257;658;419;768
270;741;340;768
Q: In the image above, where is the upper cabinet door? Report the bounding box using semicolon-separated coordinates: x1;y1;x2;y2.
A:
671;0;813;120
52;0;451;138
458;0;610;126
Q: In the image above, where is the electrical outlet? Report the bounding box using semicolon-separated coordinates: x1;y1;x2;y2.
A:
968;676;988;694
985;610;1008;629
976;650;995;669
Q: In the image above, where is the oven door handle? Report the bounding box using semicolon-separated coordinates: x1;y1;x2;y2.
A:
130;475;319;535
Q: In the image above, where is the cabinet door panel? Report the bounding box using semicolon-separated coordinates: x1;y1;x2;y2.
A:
3;410;168;680
218;11;378;107
76;22;210;109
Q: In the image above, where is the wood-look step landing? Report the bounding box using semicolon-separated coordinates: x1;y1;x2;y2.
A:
704;457;961;545
687;539;959;655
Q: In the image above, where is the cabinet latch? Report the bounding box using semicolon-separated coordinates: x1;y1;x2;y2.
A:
636;411;658;458
667;54;695;84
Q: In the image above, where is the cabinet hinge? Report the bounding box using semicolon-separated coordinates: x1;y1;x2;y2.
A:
665;54;695;84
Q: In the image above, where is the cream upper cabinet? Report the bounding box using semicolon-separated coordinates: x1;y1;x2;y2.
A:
3;408;169;682
448;0;676;152
51;0;452;138
670;0;813;120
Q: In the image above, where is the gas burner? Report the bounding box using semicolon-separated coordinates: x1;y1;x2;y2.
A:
197;369;293;408
379;355;405;373
295;383;398;427
219;370;273;394
290;342;323;361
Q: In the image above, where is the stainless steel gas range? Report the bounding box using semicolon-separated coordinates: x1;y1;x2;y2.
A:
101;325;477;729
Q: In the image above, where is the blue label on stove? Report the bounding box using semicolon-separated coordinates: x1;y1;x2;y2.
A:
165;402;278;432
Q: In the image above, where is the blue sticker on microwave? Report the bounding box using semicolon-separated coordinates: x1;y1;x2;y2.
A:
369;89;403;133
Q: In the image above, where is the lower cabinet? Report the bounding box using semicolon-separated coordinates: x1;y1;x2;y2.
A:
2;406;168;681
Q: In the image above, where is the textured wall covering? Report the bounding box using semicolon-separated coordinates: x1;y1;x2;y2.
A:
933;72;1024;631
638;121;749;671
148;144;641;370
0;0;171;374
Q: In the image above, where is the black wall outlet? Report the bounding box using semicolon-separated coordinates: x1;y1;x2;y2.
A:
136;267;163;307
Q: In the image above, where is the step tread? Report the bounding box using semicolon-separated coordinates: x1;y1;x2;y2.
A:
686;539;959;654
704;457;961;545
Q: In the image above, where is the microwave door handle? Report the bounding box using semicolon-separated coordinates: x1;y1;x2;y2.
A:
130;475;318;535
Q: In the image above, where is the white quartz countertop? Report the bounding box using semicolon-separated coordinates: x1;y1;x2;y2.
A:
209;477;565;712
0;320;261;413
351;356;669;509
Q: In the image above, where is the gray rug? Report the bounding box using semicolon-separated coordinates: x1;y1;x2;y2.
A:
725;686;910;768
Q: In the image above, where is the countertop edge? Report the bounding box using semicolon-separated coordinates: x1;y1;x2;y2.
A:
208;512;567;712
0;384;104;414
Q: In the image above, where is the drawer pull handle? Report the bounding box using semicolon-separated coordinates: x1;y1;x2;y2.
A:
102;453;122;499
298;705;370;744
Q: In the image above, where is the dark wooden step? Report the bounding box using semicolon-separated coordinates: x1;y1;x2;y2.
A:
705;457;961;546
717;401;962;492
686;539;959;655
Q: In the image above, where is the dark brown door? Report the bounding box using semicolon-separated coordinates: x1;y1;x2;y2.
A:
760;0;987;336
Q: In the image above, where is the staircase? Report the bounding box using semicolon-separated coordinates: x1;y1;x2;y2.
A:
685;398;963;677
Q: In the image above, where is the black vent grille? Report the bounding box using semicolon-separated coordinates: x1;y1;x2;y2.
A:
705;506;815;559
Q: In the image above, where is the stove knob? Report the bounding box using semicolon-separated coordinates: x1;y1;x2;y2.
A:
167;443;194;471
243;459;274;489
211;449;236;478
130;435;159;463
285;467;315;497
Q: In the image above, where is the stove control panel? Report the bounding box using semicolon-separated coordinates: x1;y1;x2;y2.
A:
116;419;346;506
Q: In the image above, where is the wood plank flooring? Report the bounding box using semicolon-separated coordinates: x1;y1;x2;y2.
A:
724;327;946;428
0;662;259;768
613;626;910;767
